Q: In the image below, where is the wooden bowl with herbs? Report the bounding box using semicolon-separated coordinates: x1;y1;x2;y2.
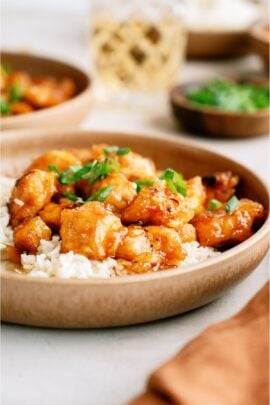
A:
0;51;92;130
170;77;269;138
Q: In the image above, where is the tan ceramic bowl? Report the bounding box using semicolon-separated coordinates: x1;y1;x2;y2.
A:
249;20;270;73
170;77;270;138
1;52;92;130
1;130;269;328
187;29;249;59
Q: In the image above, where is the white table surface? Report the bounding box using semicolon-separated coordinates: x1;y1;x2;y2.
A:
1;4;269;405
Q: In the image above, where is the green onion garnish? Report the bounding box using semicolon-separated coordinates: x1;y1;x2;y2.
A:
134;180;154;193
62;192;83;203
159;168;187;196
48;159;119;186
226;196;239;213
0;99;11;116
86;186;114;202
9;84;22;102
208;199;223;211
1;63;11;74
104;146;131;156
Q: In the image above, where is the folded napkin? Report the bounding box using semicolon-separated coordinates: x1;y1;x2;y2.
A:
131;283;269;405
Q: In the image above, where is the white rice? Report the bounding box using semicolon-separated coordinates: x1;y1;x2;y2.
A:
0;176;220;279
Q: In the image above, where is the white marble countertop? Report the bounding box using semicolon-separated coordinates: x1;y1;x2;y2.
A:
1;3;269;405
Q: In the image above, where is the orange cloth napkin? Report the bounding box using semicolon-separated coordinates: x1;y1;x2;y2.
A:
131;283;269;405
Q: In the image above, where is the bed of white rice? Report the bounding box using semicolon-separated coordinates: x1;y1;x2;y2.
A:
0;176;220;279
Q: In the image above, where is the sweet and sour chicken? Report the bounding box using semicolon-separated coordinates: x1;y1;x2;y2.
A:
8;144;266;274
1;64;76;116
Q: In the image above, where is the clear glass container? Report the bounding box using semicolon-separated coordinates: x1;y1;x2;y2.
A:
89;0;187;101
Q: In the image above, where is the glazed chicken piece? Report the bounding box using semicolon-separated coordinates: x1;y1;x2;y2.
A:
116;225;152;261
24;77;75;108
60;202;126;260
13;216;52;254
191;199;265;248
9;169;56;227
6;71;32;95
203;171;239;204
145;226;186;267
39;201;75;231
186;176;206;214
90;173;137;211
117;152;156;181
27;150;81;173
117;225;185;273
67;144;109;163
66;148;95;164
178;223;197;243
11;101;34;115
122;186;194;229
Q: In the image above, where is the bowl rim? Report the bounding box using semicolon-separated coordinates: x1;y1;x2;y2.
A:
1;129;269;286
249;18;269;45
1;50;92;123
170;78;270;118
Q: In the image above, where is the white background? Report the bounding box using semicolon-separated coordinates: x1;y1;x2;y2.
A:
1;1;269;405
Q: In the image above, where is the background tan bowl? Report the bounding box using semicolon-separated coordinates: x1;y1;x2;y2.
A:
1;51;92;130
186;30;249;59
1;130;269;328
170;78;269;138
249;19;270;73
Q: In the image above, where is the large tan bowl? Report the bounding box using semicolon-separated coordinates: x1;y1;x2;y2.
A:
186;29;249;59
1;52;92;130
1;130;269;328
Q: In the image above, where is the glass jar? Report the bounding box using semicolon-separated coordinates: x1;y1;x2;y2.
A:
89;0;187;98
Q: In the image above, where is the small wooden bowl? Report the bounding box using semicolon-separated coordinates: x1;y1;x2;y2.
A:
249;20;270;73
1;51;92;130
1;130;269;328
170;78;269;138
187;30;249;59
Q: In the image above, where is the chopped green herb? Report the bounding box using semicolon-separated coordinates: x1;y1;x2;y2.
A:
1;63;11;74
86;159;119;185
0;99;11;115
62;192;83;203
226;196;239;214
187;78;270;113
104;145;131;156
48;165;62;176
86;186;114;202
9;84;22;102
48;159;119;186
208;198;222;211
159;168;187;196
116;147;131;156
135;180;154;192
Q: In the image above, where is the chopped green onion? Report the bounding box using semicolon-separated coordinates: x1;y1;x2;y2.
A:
0;99;11;116
62;192;83;203
116;147;131;156
226;196;239;214
48;165;62;176
159;168;187;196
48;159;119;186
1;63;11;74
208;198;222;211
104;146;131;156
86;186;114;202
135;180;154;193
9;84;22;102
